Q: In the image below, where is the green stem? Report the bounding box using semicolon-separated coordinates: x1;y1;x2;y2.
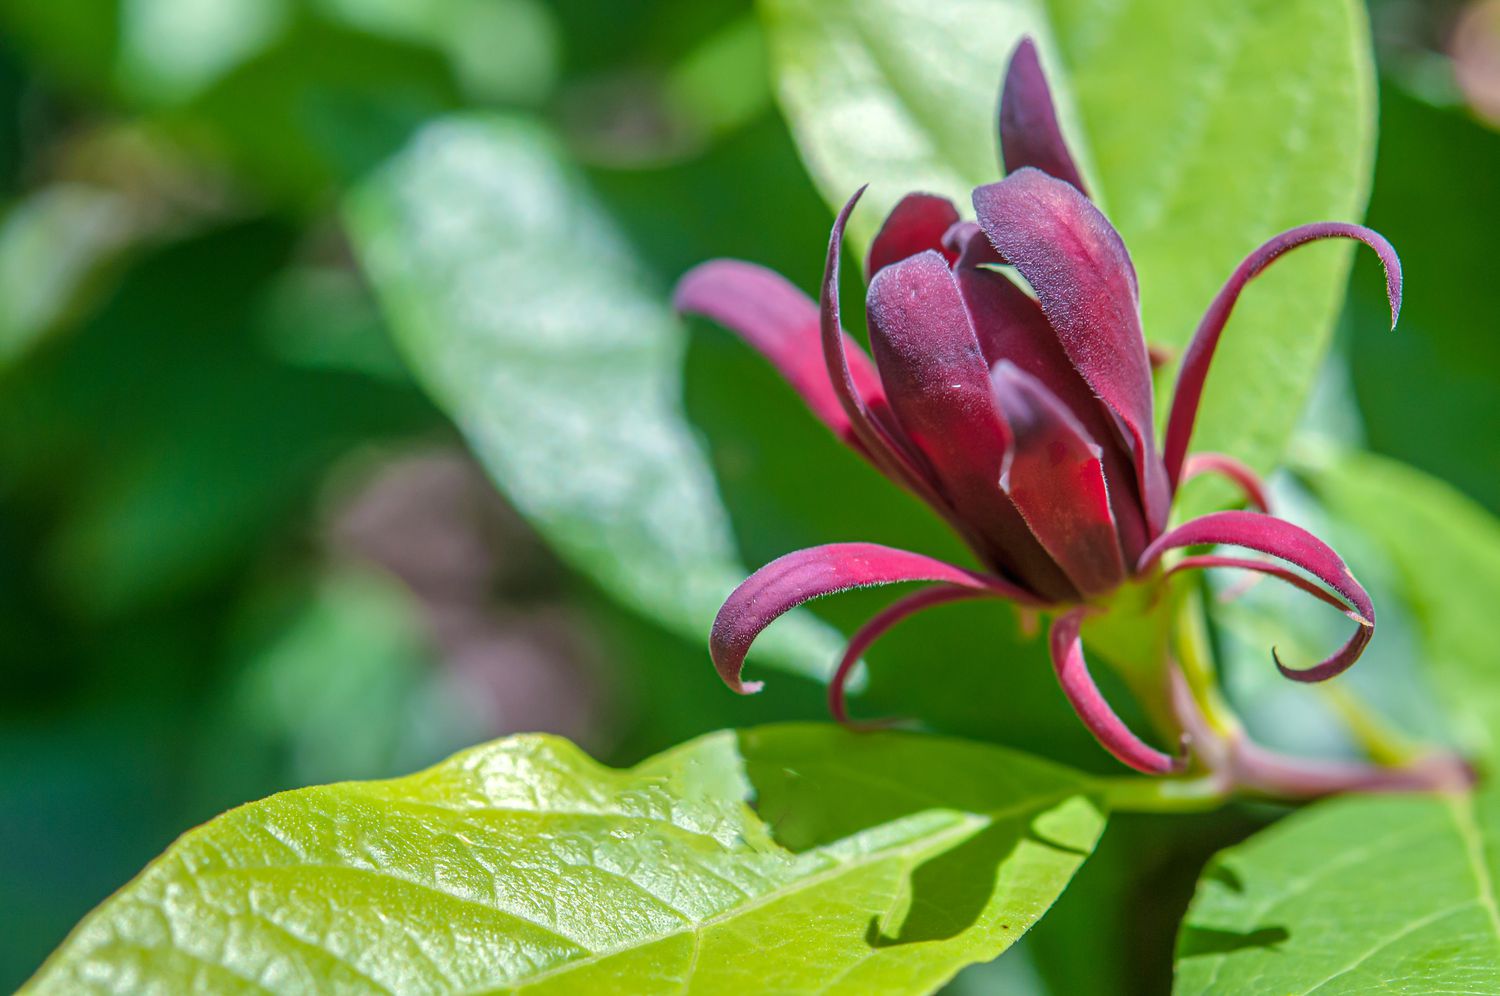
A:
1100;773;1228;814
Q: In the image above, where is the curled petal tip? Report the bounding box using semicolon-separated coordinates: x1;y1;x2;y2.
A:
737;680;764;695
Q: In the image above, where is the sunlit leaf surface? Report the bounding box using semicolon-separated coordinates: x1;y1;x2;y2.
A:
26;725;1104;994
1175;785;1500;994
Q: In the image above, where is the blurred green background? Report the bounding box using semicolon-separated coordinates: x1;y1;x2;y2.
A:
1;0;1497;992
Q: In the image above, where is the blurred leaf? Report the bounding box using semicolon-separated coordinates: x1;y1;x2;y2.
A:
214;568;488;791
1297;447;1500;759
347;114;843;681
1348;83;1500;514
0;185;137;367
316;0;560;104
759;0;1376;480
667;15;772;139
117;0;289;104
1175;785;1500;994
27;725;1104;993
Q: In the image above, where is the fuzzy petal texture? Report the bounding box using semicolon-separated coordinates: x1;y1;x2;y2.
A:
866;193;961;278
993;362;1126;597
973;168;1168;532
1050;609;1181;774
1163;223;1402;488
955;254;1149;560
999;37;1088;194
711;543;1035;693
867;250;1076;600
674;259;886;453
1138;511;1374;682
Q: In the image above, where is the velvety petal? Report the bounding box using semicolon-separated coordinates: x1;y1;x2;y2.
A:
1163;223;1403;489
828;585;991;725
973;168;1168;532
866;193;961;279
955;252;1149;561
866;249;1077;600
992;362;1126;596
1180;452;1270;513
674;259;886;453
1050;608;1182;774
1138;511;1374;682
711;543;1037;694
999;37;1088;194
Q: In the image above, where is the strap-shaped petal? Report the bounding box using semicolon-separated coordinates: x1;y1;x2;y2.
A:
1180;452;1270;513
867;250;1077;600
973;168;1168;532
866;193;961;279
1163;223;1402;489
711;543;1037;694
993;362;1126;597
999;37;1088;194
828;585;991;725
1050;608;1182;774
674;259;886;453
1138;511;1374;682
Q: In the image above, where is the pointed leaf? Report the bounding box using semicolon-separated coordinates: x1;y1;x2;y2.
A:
26;725;1105;994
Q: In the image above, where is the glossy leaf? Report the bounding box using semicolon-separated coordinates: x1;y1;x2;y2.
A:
347;115;842;680
26;724;1105;994
760;0;1375;479
1175;785;1500;994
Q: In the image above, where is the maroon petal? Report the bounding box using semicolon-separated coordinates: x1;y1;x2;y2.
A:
711;543;1038;694
866;193;962;279
973;168;1168;532
955;250;1149;561
1181;452;1271;513
1163;223;1403;489
674;259;886;453
992;362;1126;597
866;249;1077;600
828;585;991;725
1050;608;1183;774
1000;37;1088;194
1138;511;1374;682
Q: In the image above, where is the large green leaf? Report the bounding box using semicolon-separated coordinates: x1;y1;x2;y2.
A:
26;725;1104;994
1175;785;1500;993
1296;448;1500;759
347;114;842;680
759;0;1375;478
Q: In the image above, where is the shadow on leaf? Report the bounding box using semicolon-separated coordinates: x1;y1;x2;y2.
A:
1176;925;1290;958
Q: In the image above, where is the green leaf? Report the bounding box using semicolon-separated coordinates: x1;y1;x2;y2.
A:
759;0;1375;478
25;725;1105;994
1297;448;1500;759
346;114;842;680
1175;785;1500;994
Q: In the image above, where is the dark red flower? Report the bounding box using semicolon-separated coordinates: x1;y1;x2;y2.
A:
674;38;1401;774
